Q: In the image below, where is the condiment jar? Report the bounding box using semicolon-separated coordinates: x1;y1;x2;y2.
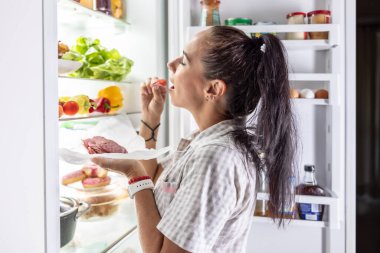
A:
252;21;276;38
225;18;252;26
307;10;331;40
286;12;307;40
200;0;221;26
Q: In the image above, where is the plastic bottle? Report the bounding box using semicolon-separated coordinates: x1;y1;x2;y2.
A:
254;169;268;217
200;0;221;26
296;165;326;221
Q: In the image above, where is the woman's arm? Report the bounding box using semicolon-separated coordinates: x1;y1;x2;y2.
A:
138;77;166;180
91;158;188;253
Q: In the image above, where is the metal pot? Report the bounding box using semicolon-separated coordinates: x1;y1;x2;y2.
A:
60;197;91;247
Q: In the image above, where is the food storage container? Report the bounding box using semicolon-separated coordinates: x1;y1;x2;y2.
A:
251;21;276;38
62;172;128;221
307;10;331;39
286;12;307;40
224;18;252;26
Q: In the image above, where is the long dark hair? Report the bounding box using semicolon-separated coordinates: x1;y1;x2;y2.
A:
202;26;297;225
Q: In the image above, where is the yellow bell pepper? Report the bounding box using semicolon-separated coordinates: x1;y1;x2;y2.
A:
71;95;91;115
98;86;123;112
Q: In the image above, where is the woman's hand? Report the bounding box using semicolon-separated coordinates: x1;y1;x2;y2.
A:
91;158;147;179
141;77;167;124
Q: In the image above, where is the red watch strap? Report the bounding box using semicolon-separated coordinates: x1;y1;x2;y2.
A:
128;176;152;185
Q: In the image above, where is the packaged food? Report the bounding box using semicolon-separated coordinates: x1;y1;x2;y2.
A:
225;18;252;26
307;10;331;39
252;21;276;38
286;12;307;40
296;165;326;221
200;0;221;26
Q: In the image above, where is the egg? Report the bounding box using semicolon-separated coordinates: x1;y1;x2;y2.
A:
315;89;329;99
290;88;300;98
300;89;315;99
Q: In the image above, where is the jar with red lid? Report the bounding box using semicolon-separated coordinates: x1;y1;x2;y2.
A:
307;10;331;40
286;12;307;40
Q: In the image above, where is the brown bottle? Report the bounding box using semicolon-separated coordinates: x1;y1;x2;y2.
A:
296;165;326;221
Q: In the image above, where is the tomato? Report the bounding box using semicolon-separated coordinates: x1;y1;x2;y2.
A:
155;79;167;87
59;105;64;118
63;101;79;116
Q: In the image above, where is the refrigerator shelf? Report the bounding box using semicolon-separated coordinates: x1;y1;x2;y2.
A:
282;40;333;51
289;73;337;82
257;192;338;205
58;76;135;85
291;99;329;106
188;24;340;47
256;191;340;229
252;216;327;228
58;0;129;32
59;111;141;122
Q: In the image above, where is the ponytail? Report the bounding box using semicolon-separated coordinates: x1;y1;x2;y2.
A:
202;27;297;226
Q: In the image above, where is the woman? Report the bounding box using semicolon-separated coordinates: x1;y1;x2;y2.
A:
92;26;297;253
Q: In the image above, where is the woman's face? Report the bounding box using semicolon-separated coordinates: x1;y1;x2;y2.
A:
167;32;208;111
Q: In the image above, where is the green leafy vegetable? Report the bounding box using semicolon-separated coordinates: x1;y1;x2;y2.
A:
62;37;133;81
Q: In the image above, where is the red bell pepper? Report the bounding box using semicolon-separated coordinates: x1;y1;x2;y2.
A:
95;97;111;113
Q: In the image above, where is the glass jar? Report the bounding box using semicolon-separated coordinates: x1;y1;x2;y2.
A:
286;12;307;40
251;21;276;38
111;0;124;19
225;18;252;26
307;10;331;39
80;0;94;9
200;0;221;26
96;0;111;15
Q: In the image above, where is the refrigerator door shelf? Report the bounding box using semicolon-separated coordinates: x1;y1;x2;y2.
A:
188;24;340;46
58;0;130;33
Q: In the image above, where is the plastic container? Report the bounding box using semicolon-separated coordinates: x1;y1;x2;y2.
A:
62;172;128;221
307;10;331;39
225;18;252;26
200;0;221;26
251;21;276;38
286;12;307;40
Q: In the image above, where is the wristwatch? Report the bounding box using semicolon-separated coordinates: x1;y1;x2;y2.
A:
127;179;154;199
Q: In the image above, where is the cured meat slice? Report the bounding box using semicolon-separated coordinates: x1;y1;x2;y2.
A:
83;136;127;154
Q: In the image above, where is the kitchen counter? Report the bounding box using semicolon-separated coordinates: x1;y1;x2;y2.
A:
61;198;137;253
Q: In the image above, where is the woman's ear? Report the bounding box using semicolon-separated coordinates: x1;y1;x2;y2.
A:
205;79;227;98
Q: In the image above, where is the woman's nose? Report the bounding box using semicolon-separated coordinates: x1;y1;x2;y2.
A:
167;59;176;74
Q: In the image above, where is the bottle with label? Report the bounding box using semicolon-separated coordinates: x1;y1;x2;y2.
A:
296;165;326;221
254;169;268;217
200;0;221;26
281;176;297;219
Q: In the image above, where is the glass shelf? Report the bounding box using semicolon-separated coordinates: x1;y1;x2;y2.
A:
60;198;137;253
58;0;129;32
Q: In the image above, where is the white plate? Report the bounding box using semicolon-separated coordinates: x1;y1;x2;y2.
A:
58;59;82;74
59;146;172;165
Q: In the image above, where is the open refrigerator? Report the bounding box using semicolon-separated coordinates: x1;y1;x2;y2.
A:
0;0;356;252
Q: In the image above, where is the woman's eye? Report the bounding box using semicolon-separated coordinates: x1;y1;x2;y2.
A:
179;56;186;66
